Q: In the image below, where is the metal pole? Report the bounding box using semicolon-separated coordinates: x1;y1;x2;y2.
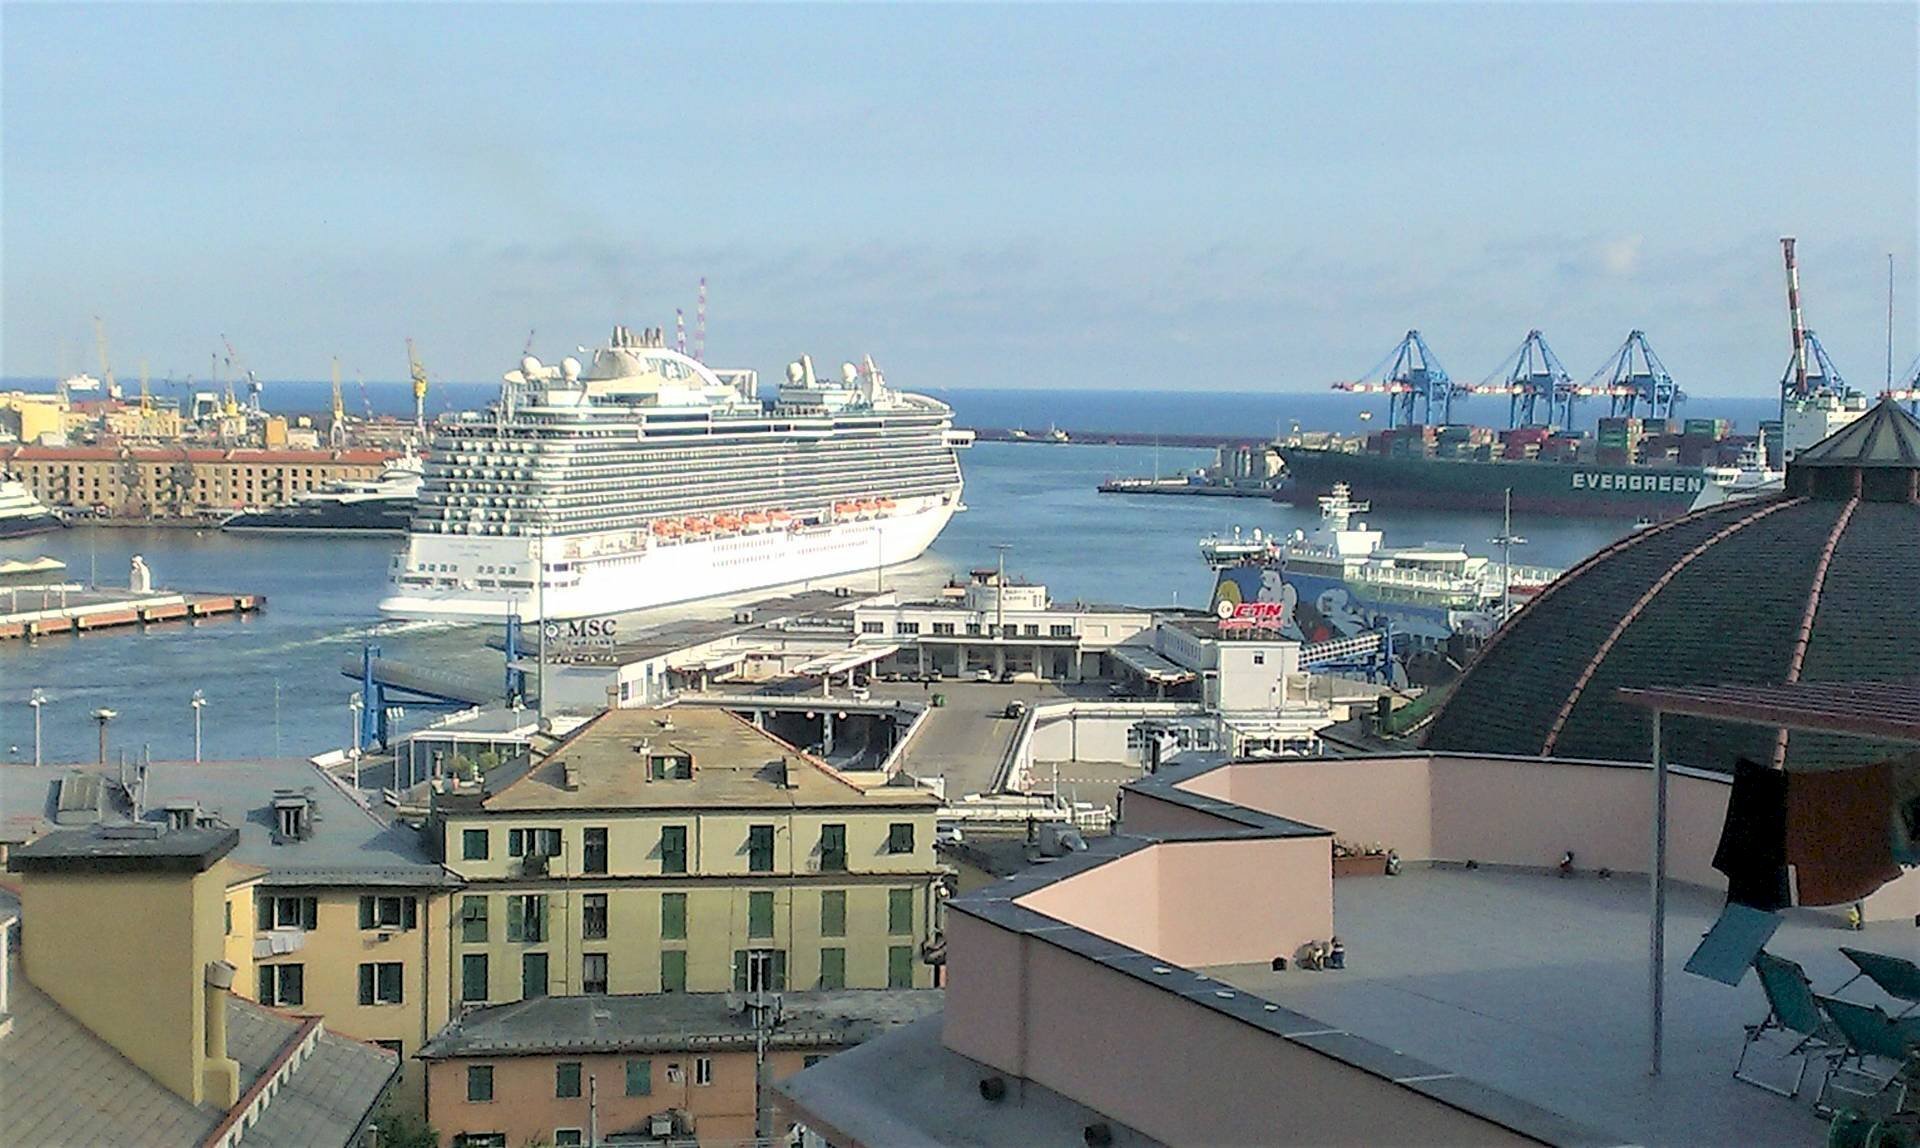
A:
536;534;547;722
1649;708;1667;1076
588;1073;598;1147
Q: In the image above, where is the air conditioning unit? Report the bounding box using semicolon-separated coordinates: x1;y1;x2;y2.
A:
649;1112;675;1137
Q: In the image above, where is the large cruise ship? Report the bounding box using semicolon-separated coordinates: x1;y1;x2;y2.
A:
0;473;64;539
378;326;968;621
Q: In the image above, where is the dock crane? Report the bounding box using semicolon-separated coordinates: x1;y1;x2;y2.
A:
221;334;262;415
92;316;119;399
406;339;429;438
1584;331;1683;419
1331;330;1459;429
1464;330;1572;428
329;358;348;447
138;360;153;414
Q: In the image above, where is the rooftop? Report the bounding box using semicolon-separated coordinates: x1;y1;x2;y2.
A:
0;759;454;888
1;962;396;1147
420;989;944;1059
478;706;937;812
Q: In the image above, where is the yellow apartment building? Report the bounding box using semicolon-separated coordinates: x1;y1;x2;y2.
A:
0;443;392;516
433;706;945;1006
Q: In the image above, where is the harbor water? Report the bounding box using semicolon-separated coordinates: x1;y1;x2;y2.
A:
0;440;1626;765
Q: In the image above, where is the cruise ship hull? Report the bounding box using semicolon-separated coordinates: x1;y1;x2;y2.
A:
379;499;957;622
1277;448;1709;520
0;511;64;540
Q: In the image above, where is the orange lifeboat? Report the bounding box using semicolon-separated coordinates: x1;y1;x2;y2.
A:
684;516;713;534
769;509;792;523
742;510;769;528
715;513;742;531
877;497;897;511
651;520;673;537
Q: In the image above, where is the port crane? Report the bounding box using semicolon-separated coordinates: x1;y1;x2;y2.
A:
1584;330;1683;419
405;338;430;438
1889;352;1920;413
92;316;118;399
220;334;263;415
1331;330;1459;428
1464;330;1573;428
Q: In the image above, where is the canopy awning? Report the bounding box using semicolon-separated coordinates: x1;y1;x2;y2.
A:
1617;681;1920;744
1110;644;1195;685
794;643;900;678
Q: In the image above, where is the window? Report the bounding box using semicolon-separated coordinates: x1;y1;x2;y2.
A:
1051;624;1073;637
225;901;232;935
661;949;687;993
749;891;774;938
466;1064;494;1102
522;952;549;999
460;896;489;943
1252;651;1266;666
554;1132;583;1148
897;621;919;635
819;948;846;990
648;754;693;780
820;890;846;937
556;1061;582;1098
889;888;914;935
582;952;608;994
932;622;955;636
886;823;915;855
819;824;847;871
507;827;562;858
507;894;548;942
462;829;489;860
358;962;404;1005
582;827;608;874
258;895;317;931
582;894;609;940
889;945;915;988
748;825;774;872
359;895;418;931
861;621;884;634
257;963;304;1007
660;826;688;874
735;949;787;993
661;892;687;941
695;1057;714;1086
461;954;489;1002
625;1058;652;1096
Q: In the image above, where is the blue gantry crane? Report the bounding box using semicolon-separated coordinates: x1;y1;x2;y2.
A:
1331;330;1460;428
1467;330;1573;428
1585;330;1683;419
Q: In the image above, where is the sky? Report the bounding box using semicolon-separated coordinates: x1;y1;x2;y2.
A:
3;3;1916;397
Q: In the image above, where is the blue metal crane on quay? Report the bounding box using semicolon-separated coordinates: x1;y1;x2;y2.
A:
1587;330;1684;419
1465;329;1574;428
1331;330;1460;428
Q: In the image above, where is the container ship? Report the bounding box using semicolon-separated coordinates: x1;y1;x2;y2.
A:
379;326;968;621
1274;417;1760;520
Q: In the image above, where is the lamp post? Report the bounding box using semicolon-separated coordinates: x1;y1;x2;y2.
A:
92;707;117;764
348;691;364;790
28;689;46;766
190;689;206;762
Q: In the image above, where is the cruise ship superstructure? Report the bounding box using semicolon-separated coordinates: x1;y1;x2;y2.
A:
379;327;967;621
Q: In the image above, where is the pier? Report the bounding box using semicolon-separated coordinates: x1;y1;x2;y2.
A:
0;585;264;640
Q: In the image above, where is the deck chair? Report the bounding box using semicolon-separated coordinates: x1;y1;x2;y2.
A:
1839;948;1920;1019
1814;995;1920;1117
1735;951;1840;1097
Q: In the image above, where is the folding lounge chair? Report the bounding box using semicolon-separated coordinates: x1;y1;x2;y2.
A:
1735;951;1840;1097
1814;995;1920;1117
1839;948;1920;1019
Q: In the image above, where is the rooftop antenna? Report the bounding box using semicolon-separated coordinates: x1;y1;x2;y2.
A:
693;277;708;363
1888;253;1896;392
1490;488;1526;621
675;309;687;356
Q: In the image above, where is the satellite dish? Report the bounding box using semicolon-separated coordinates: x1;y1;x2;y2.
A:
561;357;581;382
841;362;859;385
522;356;543;378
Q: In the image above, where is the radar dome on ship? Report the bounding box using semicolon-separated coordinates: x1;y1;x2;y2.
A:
522;356;543;378
842;363;859;385
561;357;581;382
787;362;804;384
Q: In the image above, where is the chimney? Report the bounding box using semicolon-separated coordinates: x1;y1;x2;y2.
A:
202;961;240;1107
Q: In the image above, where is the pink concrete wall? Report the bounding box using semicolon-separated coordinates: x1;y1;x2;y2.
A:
942;911;1031;1077
1150;837;1332;968
1177;756;1436;859
1017;939;1538;1147
1015;846;1161;957
1119;789;1256;836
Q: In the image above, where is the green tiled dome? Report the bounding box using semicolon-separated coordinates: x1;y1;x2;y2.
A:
1426;400;1920;772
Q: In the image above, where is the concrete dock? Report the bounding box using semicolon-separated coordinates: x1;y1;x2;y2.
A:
0;585;264;640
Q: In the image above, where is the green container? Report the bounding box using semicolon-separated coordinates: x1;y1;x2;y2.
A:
931;693;947;708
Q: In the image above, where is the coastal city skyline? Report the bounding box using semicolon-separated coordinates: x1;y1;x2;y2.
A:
5;4;1916;394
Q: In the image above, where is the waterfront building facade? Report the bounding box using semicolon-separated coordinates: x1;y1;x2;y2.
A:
0;444;393;517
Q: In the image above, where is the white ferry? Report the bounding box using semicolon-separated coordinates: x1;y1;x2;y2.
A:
379;326;967;621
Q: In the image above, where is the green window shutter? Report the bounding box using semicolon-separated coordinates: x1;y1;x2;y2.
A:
302;897;318;930
749;891;773;938
772;950;788;991
661;893;687;941
556;1062;582;1098
507;897;524;943
359;896;375;930
358;963;375;1005
820;890;846;937
378;962;404;1004
661;950;687;993
888;889;913;935
532;895;548;942
733;951;748;992
462;954;488;1002
256;895;271;933
888;945;913;988
819;948;846;990
283;964;304;1006
625;1058;652;1096
257;965;274;1004
403;898;418;930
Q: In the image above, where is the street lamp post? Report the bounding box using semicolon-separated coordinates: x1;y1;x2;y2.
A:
28;689;46;766
190;690;206;763
348;691;364;791
92;707;117;765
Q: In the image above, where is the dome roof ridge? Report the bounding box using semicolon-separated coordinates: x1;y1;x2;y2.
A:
1792;398;1920;469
